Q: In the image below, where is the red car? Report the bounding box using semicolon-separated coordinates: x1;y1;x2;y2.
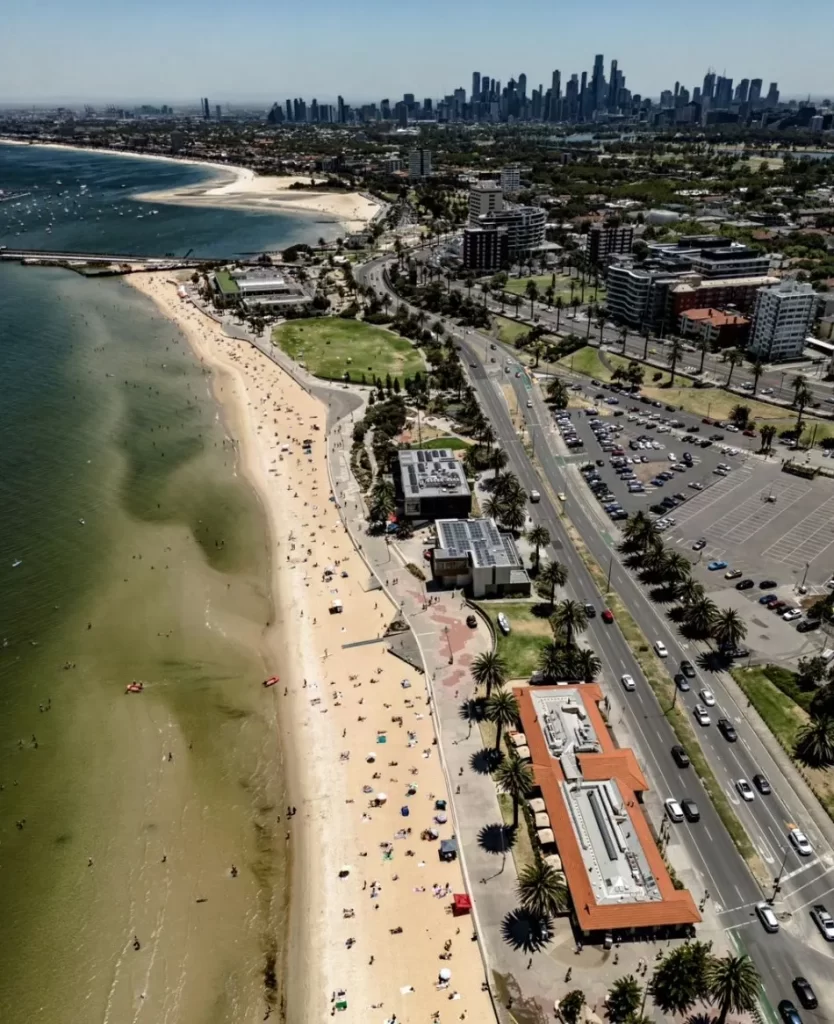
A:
602;609;614;623
743;429;756;437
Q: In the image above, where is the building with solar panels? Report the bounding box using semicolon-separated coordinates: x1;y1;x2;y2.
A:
431;518;531;599
395;449;472;521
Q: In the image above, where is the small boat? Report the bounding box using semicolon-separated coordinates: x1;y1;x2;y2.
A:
11;559;22;568
125;681;144;694
78;518;86;525
262;675;280;688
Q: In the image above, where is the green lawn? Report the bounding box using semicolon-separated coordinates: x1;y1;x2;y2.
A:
273;318;425;385
730;667;807;750
492;315;532;346
485;601;551;679
504;273;606;306
558;346;612;380
400;436;470;450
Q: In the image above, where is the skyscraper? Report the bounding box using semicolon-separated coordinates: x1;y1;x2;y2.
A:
749;79;763;107
607;60;618;112
735;79;750;105
550;69;561;121
579;70;588;121
471;71;481;105
518;73;527;102
702;71;716;102
285;99;292;122
202;97;210;119
766;82;780;105
715;77;733;108
337;95;345;123
591;54;605;111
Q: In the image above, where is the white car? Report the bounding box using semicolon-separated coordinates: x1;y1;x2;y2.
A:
761;387;774;395
621;674;636;691
789;827;813;856
557;492;567;501
665;798;684;823
811;904;834;941
700;688;716;707
668;453;677;461
652;441;661;450
736;779;754;802
497;613;511;636
693;704;711;726
688;481;704;490
783;608;802;622
654;640;669;658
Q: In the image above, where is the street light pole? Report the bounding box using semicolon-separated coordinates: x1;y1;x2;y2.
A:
768;847;790;904
606;554;614;594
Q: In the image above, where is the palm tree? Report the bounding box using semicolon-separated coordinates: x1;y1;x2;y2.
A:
547;377;569;409
516;860;568;918
619;325;629;352
794;714;834;770
606;975;643;1024
537;560;568;609
483;495;504;521
794;381;812;436
724;348;744;388
661;551;692;588
706;953;760;1024
525;279;539;319
480;422;496;455
622;512;660;553
463;443;482;478
369;481;396;525
471;650;506;699
559;990;586;1024
650;943;710;1016
494;470;523;503
759;423;777;452
550;599;588;649
791;373;809;406
685;596;719;636
538;640;567;682
490;446;509;476
544;284;555;310
528;524;551;572
749;356;765;396
486;689;520;750
642;543;669;581
666;337;684;386
499;499;527;534
712;607;747;651
676;578;705;606
494;754;534;828
555;296;564;332
574;647;601;683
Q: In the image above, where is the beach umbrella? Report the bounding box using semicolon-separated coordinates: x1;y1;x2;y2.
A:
376;793;388;803
366;753;376;762
439;968;452;982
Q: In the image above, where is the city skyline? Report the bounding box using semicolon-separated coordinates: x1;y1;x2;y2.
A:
2;0;833;102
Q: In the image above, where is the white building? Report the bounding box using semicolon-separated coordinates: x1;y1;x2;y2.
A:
468;182;504;222
748;279;819;362
500;165;521;193
408;149;432;180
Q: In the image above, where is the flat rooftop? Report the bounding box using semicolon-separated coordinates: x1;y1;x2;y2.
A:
398;449;469;500
435;517;522;569
671;275;779;292
516;684;700;933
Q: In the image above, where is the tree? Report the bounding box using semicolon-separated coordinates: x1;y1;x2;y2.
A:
550;599;588;649
791;373;809;407
650;942;711;1016
471;650;507;699
724;348;744;388
676;578;705;606
749;357;766;396
661;551;692;588
797;655;828;691
809;681;834;720
730;404;751;429
547;377;569;409
685;595;719;636
712;607;747;651
794;381;812;435
537;560;568;608
622;512;660;553
525;279;539;319
574;647;601;683
794;714;834;770
494;754;534;828
528;524;551;572
759;423;777;453
486;689;519;750
490;446;509;476
369;480;396;525
606;975;643;1024
538;640;567;682
559;990;585;1024
666;337;684;386
499;500;527;534
480;422;496;455
706;953;760;1024
516;860;568;918
555;296;564;332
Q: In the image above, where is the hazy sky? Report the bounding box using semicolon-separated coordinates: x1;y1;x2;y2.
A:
2;0;831;104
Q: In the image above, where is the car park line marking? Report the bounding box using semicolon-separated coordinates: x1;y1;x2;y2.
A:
763;495;834;565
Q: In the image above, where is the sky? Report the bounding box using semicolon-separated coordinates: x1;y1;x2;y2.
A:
1;0;831;105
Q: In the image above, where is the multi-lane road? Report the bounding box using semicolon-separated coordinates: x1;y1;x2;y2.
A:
356;254;834;1017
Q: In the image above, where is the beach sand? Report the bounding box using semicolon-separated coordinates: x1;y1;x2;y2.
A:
128;272;493;1024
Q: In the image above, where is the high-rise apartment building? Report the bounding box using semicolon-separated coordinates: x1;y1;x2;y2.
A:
607;60;618;111
500;166;521;193
550;70;561;121
408;149;432;180
591;54;605;110
702;72;716;102
766;83;780;105
587;224;634;265
749;279;818;361
471;71;481;105
748;80;763;107
469;182;504;222
463;225;509;273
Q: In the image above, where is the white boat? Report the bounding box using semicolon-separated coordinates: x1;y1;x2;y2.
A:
11;559;22;568
78;518;86;525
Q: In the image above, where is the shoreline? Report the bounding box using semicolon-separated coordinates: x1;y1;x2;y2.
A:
0;137;382;233
127;273;492;1024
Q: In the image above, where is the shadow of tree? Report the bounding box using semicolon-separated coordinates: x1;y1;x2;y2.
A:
684;1013;712;1024
470;747;504;775
621;552;644;569
531;602;556;619
667;605;685;623
459;697;487;724
649;585;676;604
478;821;517;854
698;649;727;673
501;908;553;952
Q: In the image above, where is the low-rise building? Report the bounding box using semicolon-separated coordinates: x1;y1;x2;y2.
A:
395;449;471;521
431;518;530;598
500;164;521;193
748;279;819;362
677;307;750;349
515;684;700;940
212;266;309;312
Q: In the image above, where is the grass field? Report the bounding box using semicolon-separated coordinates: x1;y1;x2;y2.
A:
485;601;551;679
560;346;697;389
492;315;532;346
504;273;606;305
400;436;470;450
273;318;425;385
558;346;612;380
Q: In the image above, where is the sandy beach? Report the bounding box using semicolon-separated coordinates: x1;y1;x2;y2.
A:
127;272;492;1024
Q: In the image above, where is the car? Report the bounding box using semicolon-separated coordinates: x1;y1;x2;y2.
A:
707;560;728;571
789;827;812;856
692;538;707;551
772;600;788;613
699;688;716;706
497;613;511;636
725;568;743;580
681;798;700;822
761;386;774;395
778;1001;802;1024
466;614;478;628
674;673;691;691
671;744;690;768
759;579;777;589
753;774;772;795
736;578;755;590
602;609;614;624
736;779;754;801
792;978;818;1010
689;481;704;490
693;705;710;726
654;641;668;658
718;717;738;741
621;673;636;691
783;608;802;622
680;660;696;678
760;593;779;606
756;901;780;933
797;619;821;633
810;903;834;941
665;798;684;823
710;433;725;441
557;492;567;501
584;603;597;618
668;452;677;462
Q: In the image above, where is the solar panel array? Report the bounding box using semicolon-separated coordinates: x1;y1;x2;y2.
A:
399;449;468;498
436;517;512;567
